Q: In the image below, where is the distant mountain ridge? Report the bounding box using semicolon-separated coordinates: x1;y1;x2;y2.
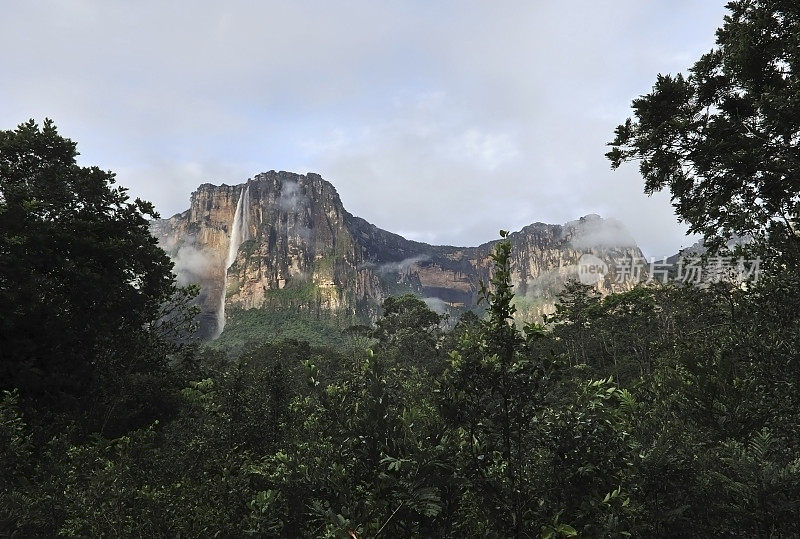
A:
151;171;644;340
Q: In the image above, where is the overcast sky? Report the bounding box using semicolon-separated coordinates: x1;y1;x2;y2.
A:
1;1;729;257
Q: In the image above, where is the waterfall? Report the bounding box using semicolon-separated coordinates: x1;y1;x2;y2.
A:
215;185;250;338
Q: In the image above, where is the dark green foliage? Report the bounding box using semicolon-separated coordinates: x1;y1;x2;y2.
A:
5;224;800;535
208;306;353;355
373;294;444;372
607;0;800;261
0;119;191;436
439;235;640;536
6;5;800;530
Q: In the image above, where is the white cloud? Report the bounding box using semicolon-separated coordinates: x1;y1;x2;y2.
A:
423;297;449;314
0;0;725;256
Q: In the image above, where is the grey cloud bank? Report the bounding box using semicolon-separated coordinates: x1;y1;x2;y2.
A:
0;1;729;257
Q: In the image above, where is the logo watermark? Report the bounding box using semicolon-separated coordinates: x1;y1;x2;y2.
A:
577;254;609;285
605;255;762;285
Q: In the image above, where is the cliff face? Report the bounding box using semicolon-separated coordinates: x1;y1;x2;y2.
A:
152;172;382;338
151;171;643;339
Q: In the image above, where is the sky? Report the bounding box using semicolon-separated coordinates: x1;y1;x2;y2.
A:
1;0;730;257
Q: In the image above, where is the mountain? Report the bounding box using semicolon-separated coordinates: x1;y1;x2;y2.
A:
150;171;643;341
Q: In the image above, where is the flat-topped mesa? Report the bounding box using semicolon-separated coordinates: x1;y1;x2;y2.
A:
152;171;380;339
150;171;644;339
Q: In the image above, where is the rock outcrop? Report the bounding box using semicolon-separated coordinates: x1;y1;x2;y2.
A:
151;171;644;339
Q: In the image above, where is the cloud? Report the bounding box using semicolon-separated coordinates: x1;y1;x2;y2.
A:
422;297;449;314
278;180;307;211
372;255;430;275
567;216;637;249
0;0;727;256
295;225;313;242
172;243;215;287
277;181;315;240
115;160;258;219
152;224;215;287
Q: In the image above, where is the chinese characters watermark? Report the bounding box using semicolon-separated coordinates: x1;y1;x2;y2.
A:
577;253;761;286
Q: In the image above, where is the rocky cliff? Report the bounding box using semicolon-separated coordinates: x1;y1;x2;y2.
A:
151;171;643;339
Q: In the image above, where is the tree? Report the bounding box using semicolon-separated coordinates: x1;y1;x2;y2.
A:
441;233;641;536
442;232;543;536
0;119;181;431
372;294;443;371
607;0;800;259
606;7;800;528
549;281;602;367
